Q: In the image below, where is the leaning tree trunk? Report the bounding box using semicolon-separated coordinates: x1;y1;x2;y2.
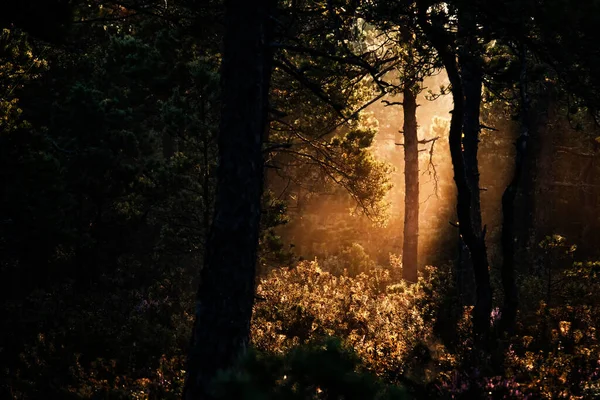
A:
500;45;529;335
418;2;492;339
183;1;274;399
402;86;419;283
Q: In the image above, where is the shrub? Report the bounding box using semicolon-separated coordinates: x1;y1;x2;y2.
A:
213;338;409;400
251;260;455;385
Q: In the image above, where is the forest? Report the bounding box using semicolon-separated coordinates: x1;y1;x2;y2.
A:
2;0;600;398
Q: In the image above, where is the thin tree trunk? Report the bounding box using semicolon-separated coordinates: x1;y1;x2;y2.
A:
183;1;274;398
516;96;539;274
418;2;491;338
402;86;419;283
458;8;492;338
500;45;529;335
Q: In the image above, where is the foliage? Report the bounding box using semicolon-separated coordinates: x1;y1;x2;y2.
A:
259;191;295;274
3;0;600;399
213;339;409;400
1;8;212;399
489;266;598;399
0;28;47;132
431;241;600;399
321;243;376;277
251;245;600;399
267;0;394;231
252;260;456;385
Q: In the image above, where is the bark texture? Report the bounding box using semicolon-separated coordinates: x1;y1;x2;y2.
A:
402;87;419;283
500;46;529;334
457;8;492;337
418;2;492;338
183;1;274;398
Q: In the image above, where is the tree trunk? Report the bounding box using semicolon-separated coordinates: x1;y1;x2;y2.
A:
500;46;529;335
183;1;274;398
458;9;492;338
402;86;419;283
418;2;492;338
515;97;539;275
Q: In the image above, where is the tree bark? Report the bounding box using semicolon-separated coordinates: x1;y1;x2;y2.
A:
183;1;274;398
457;8;492;338
418;2;491;338
402;86;419;283
500;45;529;335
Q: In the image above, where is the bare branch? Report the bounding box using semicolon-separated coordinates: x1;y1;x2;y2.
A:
480;124;499;132
419;136;439;197
382;100;404;107
555;146;599;158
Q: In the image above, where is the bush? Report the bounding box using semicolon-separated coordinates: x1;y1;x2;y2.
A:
251;260;455;385
320;243;376;277
213;338;409;400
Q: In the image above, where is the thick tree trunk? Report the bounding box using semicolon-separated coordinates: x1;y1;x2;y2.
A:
183;1;274;399
500;46;529;334
402;87;419;283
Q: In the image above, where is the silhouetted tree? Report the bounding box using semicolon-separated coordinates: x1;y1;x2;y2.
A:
183;0;276;398
417;0;492;338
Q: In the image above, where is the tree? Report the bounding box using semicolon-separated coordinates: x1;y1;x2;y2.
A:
392;22;438;283
183;0;276;398
416;0;492;338
456;2;492;339
499;44;529;334
1;2;225;395
259;0;397;268
401;82;420;283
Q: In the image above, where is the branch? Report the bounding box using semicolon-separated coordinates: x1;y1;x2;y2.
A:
263;143;292;153
274;56;346;119
547;181;600;188
382;100;404;107
420;136;439;197
46;136;75;155
480;124;499;132
555;146;599;158
313;91;388;140
418;136;440;144
271;43;397;74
